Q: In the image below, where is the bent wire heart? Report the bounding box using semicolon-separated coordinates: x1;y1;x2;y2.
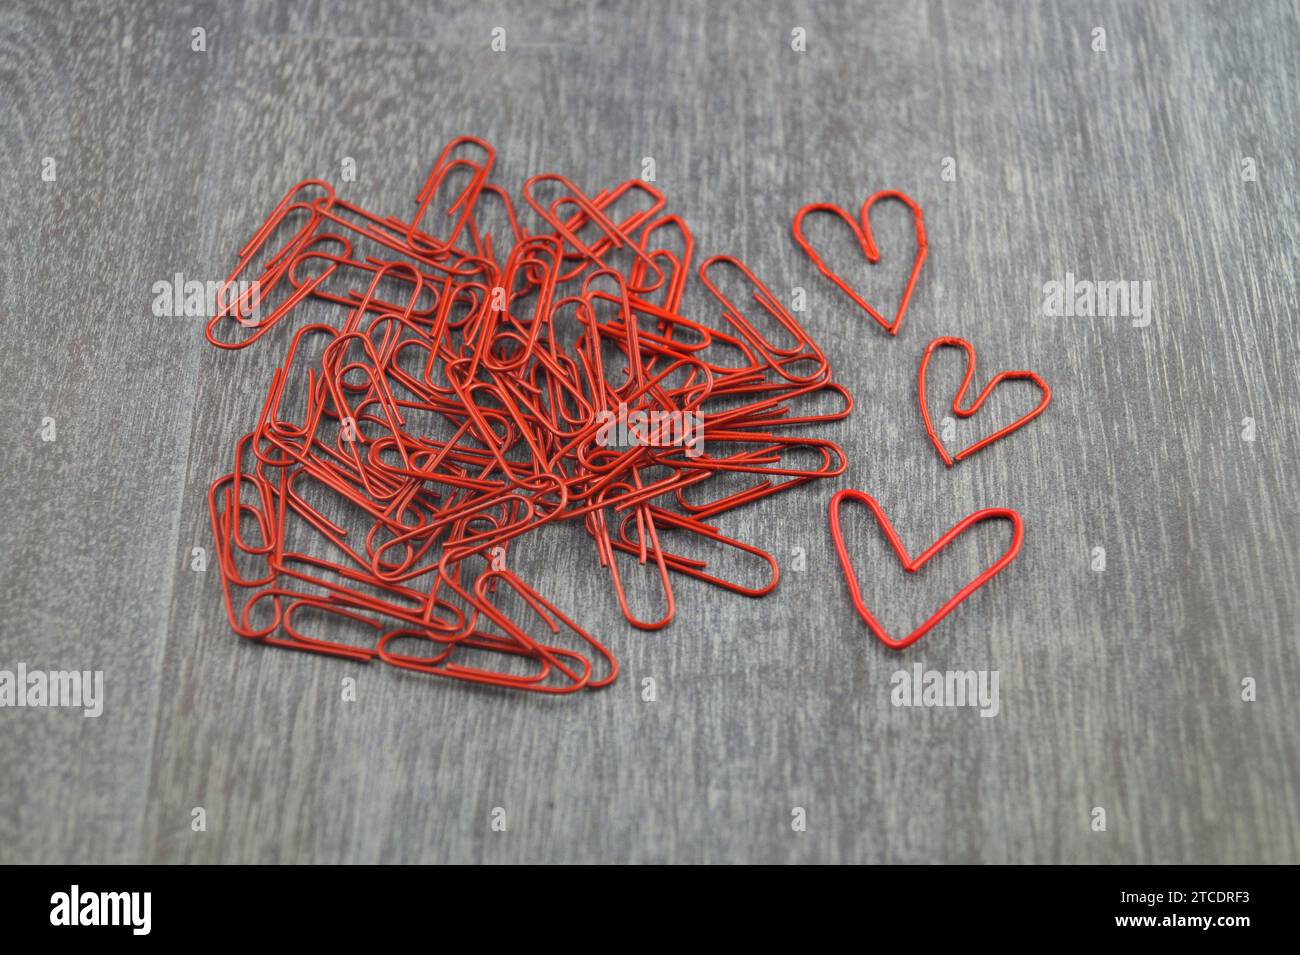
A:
792;190;927;336
917;336;1051;467
828;489;1023;650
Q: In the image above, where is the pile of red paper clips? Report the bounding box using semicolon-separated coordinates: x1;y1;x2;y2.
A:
206;136;850;694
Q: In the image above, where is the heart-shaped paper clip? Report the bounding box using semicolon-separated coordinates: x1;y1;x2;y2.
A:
828;489;1023;650
917;336;1050;467
791;190;927;336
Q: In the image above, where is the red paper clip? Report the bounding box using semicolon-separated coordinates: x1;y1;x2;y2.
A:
791;190;927;336
916;336;1051;466
204;135;853;694
828;489;1023;650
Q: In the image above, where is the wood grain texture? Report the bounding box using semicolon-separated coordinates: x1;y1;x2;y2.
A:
0;0;1295;864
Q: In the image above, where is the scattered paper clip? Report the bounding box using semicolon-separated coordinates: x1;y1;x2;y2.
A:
204;136;852;694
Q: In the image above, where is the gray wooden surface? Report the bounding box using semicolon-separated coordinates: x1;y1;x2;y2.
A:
1;0;1296;864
